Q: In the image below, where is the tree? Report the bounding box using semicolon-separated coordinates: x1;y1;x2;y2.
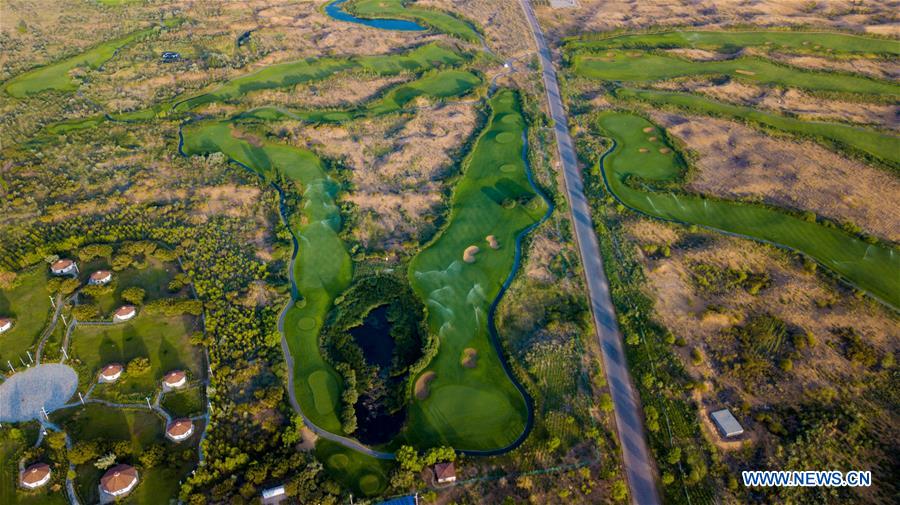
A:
95;452;117;469
46;431;67;452
72;303;100;320
395;445;423;472
662;472;675;485
423;446;455;465
122;286;146;305
128;357;151;374
611;480;628;502
666;447;681;465
598;393;614;413
69;442;101;465
139;445;165;468
281;415;305;447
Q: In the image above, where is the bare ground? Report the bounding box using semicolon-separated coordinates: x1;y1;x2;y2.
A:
651;112;900;242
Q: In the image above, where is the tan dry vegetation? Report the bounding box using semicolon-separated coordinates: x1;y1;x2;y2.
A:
424;0;534;57
290;102;479;250
535;0;900;41
651;112;900;241
653;79;900;128
242;74;409;110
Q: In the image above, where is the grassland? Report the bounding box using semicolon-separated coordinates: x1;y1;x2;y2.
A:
406;90;547;450
51;403;194;504
160;387;205;418
0;268;52;367
0;429;67;505
614;88;900;168
174;43;468;112
70;314;200;398
593;110;900;307
78;259;180;316
239;69;482;123
316;439;394;497
572;52;900;97
344;0;481;42
565;30;900;56
3;27;155;98
181;121;350;433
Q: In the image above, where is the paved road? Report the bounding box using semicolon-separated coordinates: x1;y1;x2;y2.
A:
517;2;661;504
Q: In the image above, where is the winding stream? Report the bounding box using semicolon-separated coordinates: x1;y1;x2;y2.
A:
325;0;426;31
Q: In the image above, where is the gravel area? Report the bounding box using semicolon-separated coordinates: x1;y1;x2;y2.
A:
0;364;78;422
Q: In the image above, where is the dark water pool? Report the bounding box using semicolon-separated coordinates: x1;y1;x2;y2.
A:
349;305;395;368
325;0;427;32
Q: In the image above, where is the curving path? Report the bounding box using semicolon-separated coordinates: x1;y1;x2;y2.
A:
517;1;661;504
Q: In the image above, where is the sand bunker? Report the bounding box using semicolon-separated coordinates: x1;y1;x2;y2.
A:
460;348;479;369
735;69;756;76
486;235;499;249
463;245;480;263
642;127;654;133
415;371;436;400
648;136;658;142
638;148;649;153
659;147;672;154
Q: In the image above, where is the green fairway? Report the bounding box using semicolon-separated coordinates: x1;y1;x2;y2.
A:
3;27;155;98
69;314;200;398
593;111;900;307
316;439;394;496
181;121;350;433
565;30;900;56
573;51;900;97
345;0;481;42
406;90;546;450
173;43;467;112
614;88;900;168
239;69;482;123
0;268;52;366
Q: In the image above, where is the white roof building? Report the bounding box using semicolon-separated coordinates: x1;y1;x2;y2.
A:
0;318;13;333
711;409;744;438
113;305;136;322
50;259;77;275
166;419;194;442
20;463;51;489
262;485;286;500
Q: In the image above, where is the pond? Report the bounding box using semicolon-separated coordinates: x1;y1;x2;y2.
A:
325;0;426;32
349;305;394;368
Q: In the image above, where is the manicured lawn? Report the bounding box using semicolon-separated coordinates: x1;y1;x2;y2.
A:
0;268;52;367
593;110;900;307
573;52;900;97
240;69;482;123
3;27;155;98
614;87;900;168
69;314;200;398
160;387;205;418
565;30;900;56
174;43;467;112
181;121;350;433
316;439;394;497
406;90;547;450
0;430;67;505
51;404;194;505
346;0;481;42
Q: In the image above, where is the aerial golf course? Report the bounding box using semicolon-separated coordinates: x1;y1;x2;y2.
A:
566;29;900;308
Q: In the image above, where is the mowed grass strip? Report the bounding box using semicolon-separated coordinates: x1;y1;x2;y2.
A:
3;27;155;98
615;88;900;169
566;30;900;56
594;111;900;307
239;69;482;123
346;0;481;42
573;51;900;97
406;90;546;450
69;313;200;396
174;43;467;112
316;439;394;497
0;268;52;366
181;121;350;433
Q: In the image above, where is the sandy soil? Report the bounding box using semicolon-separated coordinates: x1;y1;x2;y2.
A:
651;112;900;242
463;245;480;262
535;0;900;41
654;79;900;129
461;348;478;368
415;371;436;400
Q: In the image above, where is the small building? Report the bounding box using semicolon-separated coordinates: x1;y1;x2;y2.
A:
165;418;194;442
711;409;744;438
50;259;77;276
99;363;124;383
0;317;13;333
20;463;51;489
89;270;113;285
161;51;180;62
113;305;136;322
100;464;138;497
162;370;187;390
261;484;286;502
434;462;456;484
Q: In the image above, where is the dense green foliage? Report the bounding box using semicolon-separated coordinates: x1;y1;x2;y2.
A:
406;90;548;450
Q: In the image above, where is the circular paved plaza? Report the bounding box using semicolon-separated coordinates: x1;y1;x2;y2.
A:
0;364;78;422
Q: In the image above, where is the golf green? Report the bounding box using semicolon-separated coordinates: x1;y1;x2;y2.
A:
406;89;547;450
594;111;900;307
181;121;351;433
